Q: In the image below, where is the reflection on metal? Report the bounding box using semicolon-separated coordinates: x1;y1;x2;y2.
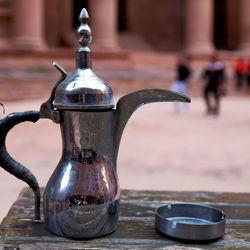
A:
0;8;190;239
77;8;92;46
53;7;114;110
155;203;226;240
40;61;67;123
60;163;72;191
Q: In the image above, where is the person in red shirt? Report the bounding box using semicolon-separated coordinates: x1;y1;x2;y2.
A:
246;59;250;89
234;57;248;90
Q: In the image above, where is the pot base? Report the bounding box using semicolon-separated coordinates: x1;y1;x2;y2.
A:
44;199;120;239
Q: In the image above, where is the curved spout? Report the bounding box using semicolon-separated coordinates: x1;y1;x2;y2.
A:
114;88;191;166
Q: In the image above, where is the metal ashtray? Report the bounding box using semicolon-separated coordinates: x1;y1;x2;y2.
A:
155;203;226;241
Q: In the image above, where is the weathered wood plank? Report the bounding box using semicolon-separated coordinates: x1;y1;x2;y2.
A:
18;188;250;204
1;187;250;248
121;190;250;204
1;221;250;249
5;196;250;221
1;213;250;245
0;241;249;249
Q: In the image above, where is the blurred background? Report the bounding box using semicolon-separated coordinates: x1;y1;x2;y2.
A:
0;0;250;221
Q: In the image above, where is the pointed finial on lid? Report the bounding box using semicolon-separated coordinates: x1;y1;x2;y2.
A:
79;8;89;24
77;8;92;47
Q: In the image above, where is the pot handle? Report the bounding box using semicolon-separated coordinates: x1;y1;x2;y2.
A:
0;111;40;221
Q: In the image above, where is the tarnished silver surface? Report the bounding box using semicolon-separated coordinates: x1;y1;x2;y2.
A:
114;89;190;164
53;8;114;110
77;8;92;46
43;110;120;238
43;8;190;239
0;8;191;240
40;62;67;123
155;203;225;241
44;88;190;238
53;68;114;110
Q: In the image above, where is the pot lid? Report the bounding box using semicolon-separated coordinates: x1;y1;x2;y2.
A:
53;8;114;110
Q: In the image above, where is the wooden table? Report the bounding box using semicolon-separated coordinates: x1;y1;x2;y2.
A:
1;188;250;249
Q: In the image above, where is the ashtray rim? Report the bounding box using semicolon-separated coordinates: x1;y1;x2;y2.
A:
155;202;226;241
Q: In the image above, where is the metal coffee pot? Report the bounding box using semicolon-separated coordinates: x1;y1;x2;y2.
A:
0;9;190;239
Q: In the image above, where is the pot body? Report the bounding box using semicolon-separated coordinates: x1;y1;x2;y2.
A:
43;110;120;239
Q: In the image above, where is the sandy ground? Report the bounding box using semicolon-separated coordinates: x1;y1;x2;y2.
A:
0;95;249;221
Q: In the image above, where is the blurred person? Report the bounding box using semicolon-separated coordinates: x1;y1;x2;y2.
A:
233;57;247;90
171;55;191;113
246;59;250;89
202;55;225;116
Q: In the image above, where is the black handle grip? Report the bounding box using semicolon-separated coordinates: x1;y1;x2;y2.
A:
0;111;40;221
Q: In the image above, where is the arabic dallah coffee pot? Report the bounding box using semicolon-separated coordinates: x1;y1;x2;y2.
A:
0;9;190;239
